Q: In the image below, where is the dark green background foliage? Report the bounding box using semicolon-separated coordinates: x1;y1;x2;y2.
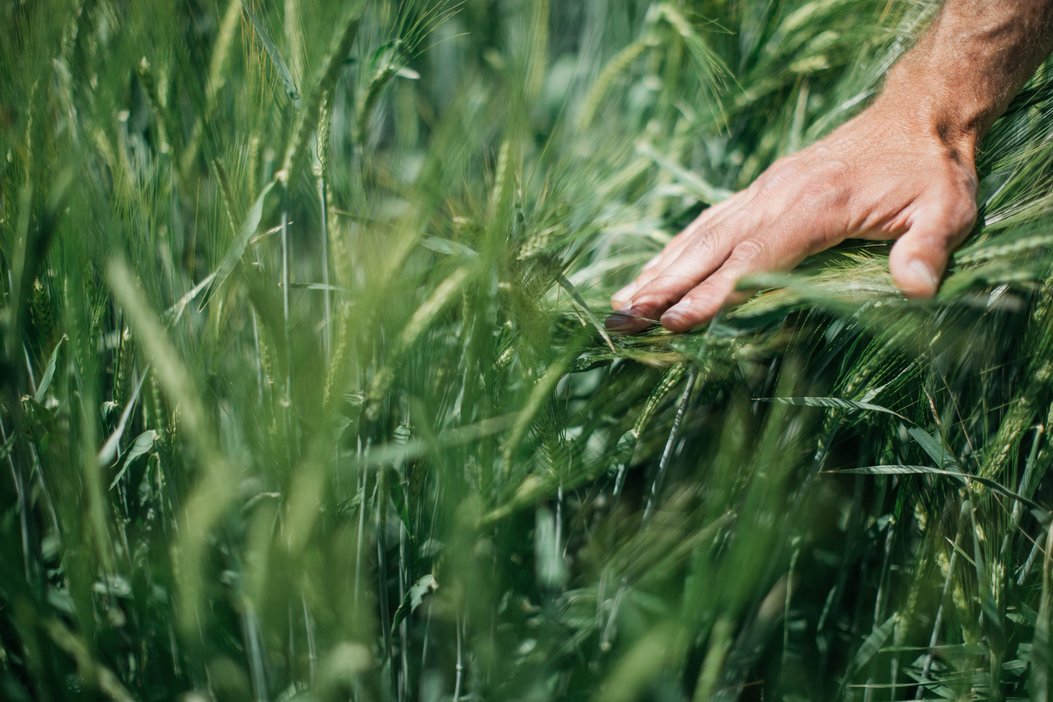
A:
3;0;1053;699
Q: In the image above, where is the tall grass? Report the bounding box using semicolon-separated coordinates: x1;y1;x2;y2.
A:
3;0;1053;699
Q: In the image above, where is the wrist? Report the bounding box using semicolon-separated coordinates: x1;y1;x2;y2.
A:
872;0;1053;162
873;58;984;162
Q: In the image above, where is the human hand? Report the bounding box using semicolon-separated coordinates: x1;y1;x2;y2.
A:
607;102;979;334
608;0;1053;335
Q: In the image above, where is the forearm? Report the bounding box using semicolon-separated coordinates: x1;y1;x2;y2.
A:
877;0;1053;156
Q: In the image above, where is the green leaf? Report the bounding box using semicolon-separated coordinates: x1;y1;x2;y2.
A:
34;335;65;403
240;1;301;103
762;396;908;422
834;465;1049;517
843;613;897;684
199;180;277;311
420;236;479;258
391;574;438;633
907;427;958;469
108;430;158;490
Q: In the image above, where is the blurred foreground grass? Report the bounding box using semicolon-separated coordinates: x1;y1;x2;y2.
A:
4;0;1053;699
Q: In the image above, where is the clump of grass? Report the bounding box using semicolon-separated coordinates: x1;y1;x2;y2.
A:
3;1;1053;700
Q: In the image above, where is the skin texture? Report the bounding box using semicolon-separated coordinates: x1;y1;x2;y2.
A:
608;0;1053;334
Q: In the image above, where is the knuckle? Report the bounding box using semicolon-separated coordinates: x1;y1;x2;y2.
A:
936;165;978;229
754;158;800;194
797;182;829;209
800;165;850;208
957;199;978;227
941;196;977;232
728;238;767;264
679;233;723;264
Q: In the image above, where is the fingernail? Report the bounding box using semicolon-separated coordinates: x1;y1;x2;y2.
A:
605;309;637;332
908;259;939;293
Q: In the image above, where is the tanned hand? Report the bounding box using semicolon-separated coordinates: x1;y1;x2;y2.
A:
608;0;1053;334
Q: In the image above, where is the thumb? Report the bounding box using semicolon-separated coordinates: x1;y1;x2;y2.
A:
888;200;976;298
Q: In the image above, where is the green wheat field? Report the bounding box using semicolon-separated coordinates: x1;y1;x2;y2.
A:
4;0;1053;699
